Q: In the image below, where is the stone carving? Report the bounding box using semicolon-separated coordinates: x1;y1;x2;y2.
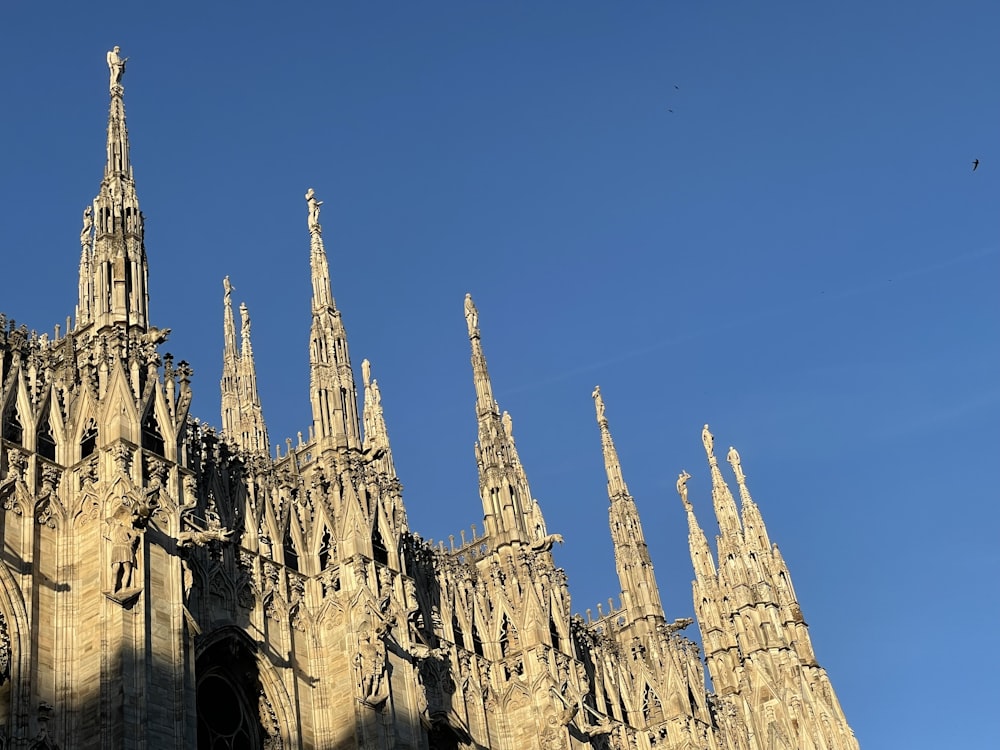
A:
80;206;93;246
676;470;692;510
29;701;58;750
727;446;746;485
531;533;564;553
356;620;390;707
34;465;63;529
702;424;714;456
177;520;233;549
0;449;28;514
464;293;478;337
0;611;10;684
305;188;322;233
592;386;605;421
107;45;127;90
105;513;139;592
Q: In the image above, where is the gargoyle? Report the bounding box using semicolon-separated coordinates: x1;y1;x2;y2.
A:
531;533;564;552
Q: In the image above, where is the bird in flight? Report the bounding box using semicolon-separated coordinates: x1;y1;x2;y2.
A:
972;159;980;171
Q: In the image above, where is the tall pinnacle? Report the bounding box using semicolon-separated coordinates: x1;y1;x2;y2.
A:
466;295;536;547
702;424;742;540
305;188;360;448
592;386;663;623
220;278;269;455
78;45;149;332
361;359;396;477
221;277;240;441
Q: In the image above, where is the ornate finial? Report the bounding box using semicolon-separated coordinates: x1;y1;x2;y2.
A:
107;45;127;92
701;424;715;459
676;470;692;511
464;293;479;338
305;188;323;234
726;446;746;485
361;358;372;388
592;386;606;423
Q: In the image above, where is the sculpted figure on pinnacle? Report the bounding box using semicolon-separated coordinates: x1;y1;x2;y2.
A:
107;45;127;91
305;188;323;233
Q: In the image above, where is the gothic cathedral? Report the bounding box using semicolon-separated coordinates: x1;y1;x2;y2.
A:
0;50;859;750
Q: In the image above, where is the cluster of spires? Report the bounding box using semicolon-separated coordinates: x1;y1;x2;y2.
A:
78;45;818;674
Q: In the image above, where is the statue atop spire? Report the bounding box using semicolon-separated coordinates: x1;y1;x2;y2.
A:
464;293;479;339
676;470;692;511
592;385;606;423
726;446;746;485
305;188;323;234
107;45;127;92
702;424;714;458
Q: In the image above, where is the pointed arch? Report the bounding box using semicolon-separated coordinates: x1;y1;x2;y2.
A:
141;406;165;455
35;402;57;461
1;398;22;446
0;555;32;737
371;513;389;566
196;626;298;750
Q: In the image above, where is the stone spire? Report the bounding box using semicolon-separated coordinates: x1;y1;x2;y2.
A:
702;424;742;541
236;301;269;454
305;189;360;449
466;294;535;547
221;276;241;443
727;445;772;555
361;358;396;477
688;430;860;748
220;278;269;454
79;45;150;332
592;386;664;624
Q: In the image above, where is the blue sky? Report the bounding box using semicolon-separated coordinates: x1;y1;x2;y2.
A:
2;2;998;746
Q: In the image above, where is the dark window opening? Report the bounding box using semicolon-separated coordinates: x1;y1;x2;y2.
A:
318;526;332;569
37;419;56;461
371;519;389;566
141;409;165;455
452;614;467;651
283;526;299;572
2;403;22;445
80;419;98;458
472;620;484;657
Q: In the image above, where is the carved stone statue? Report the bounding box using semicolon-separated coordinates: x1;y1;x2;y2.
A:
592;386;605;421
223;275;233;301
676;470;692;510
107;46;127;90
464;293;478;337
361;358;371;386
106;516;138;592
305;188;323;233
726;446;746;485
501;410;513;438
356;622;389;706
80;206;93;246
701;424;714;456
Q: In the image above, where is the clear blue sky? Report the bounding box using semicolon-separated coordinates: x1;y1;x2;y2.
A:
2;3;998;746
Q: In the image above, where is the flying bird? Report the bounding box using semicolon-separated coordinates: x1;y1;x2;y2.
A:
972;159;980;171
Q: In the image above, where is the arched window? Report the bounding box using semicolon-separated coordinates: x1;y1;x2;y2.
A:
36;417;56;461
2;402;22;445
141;409;164;455
283;526;299;572
371;518;389;566
80;418;98;459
